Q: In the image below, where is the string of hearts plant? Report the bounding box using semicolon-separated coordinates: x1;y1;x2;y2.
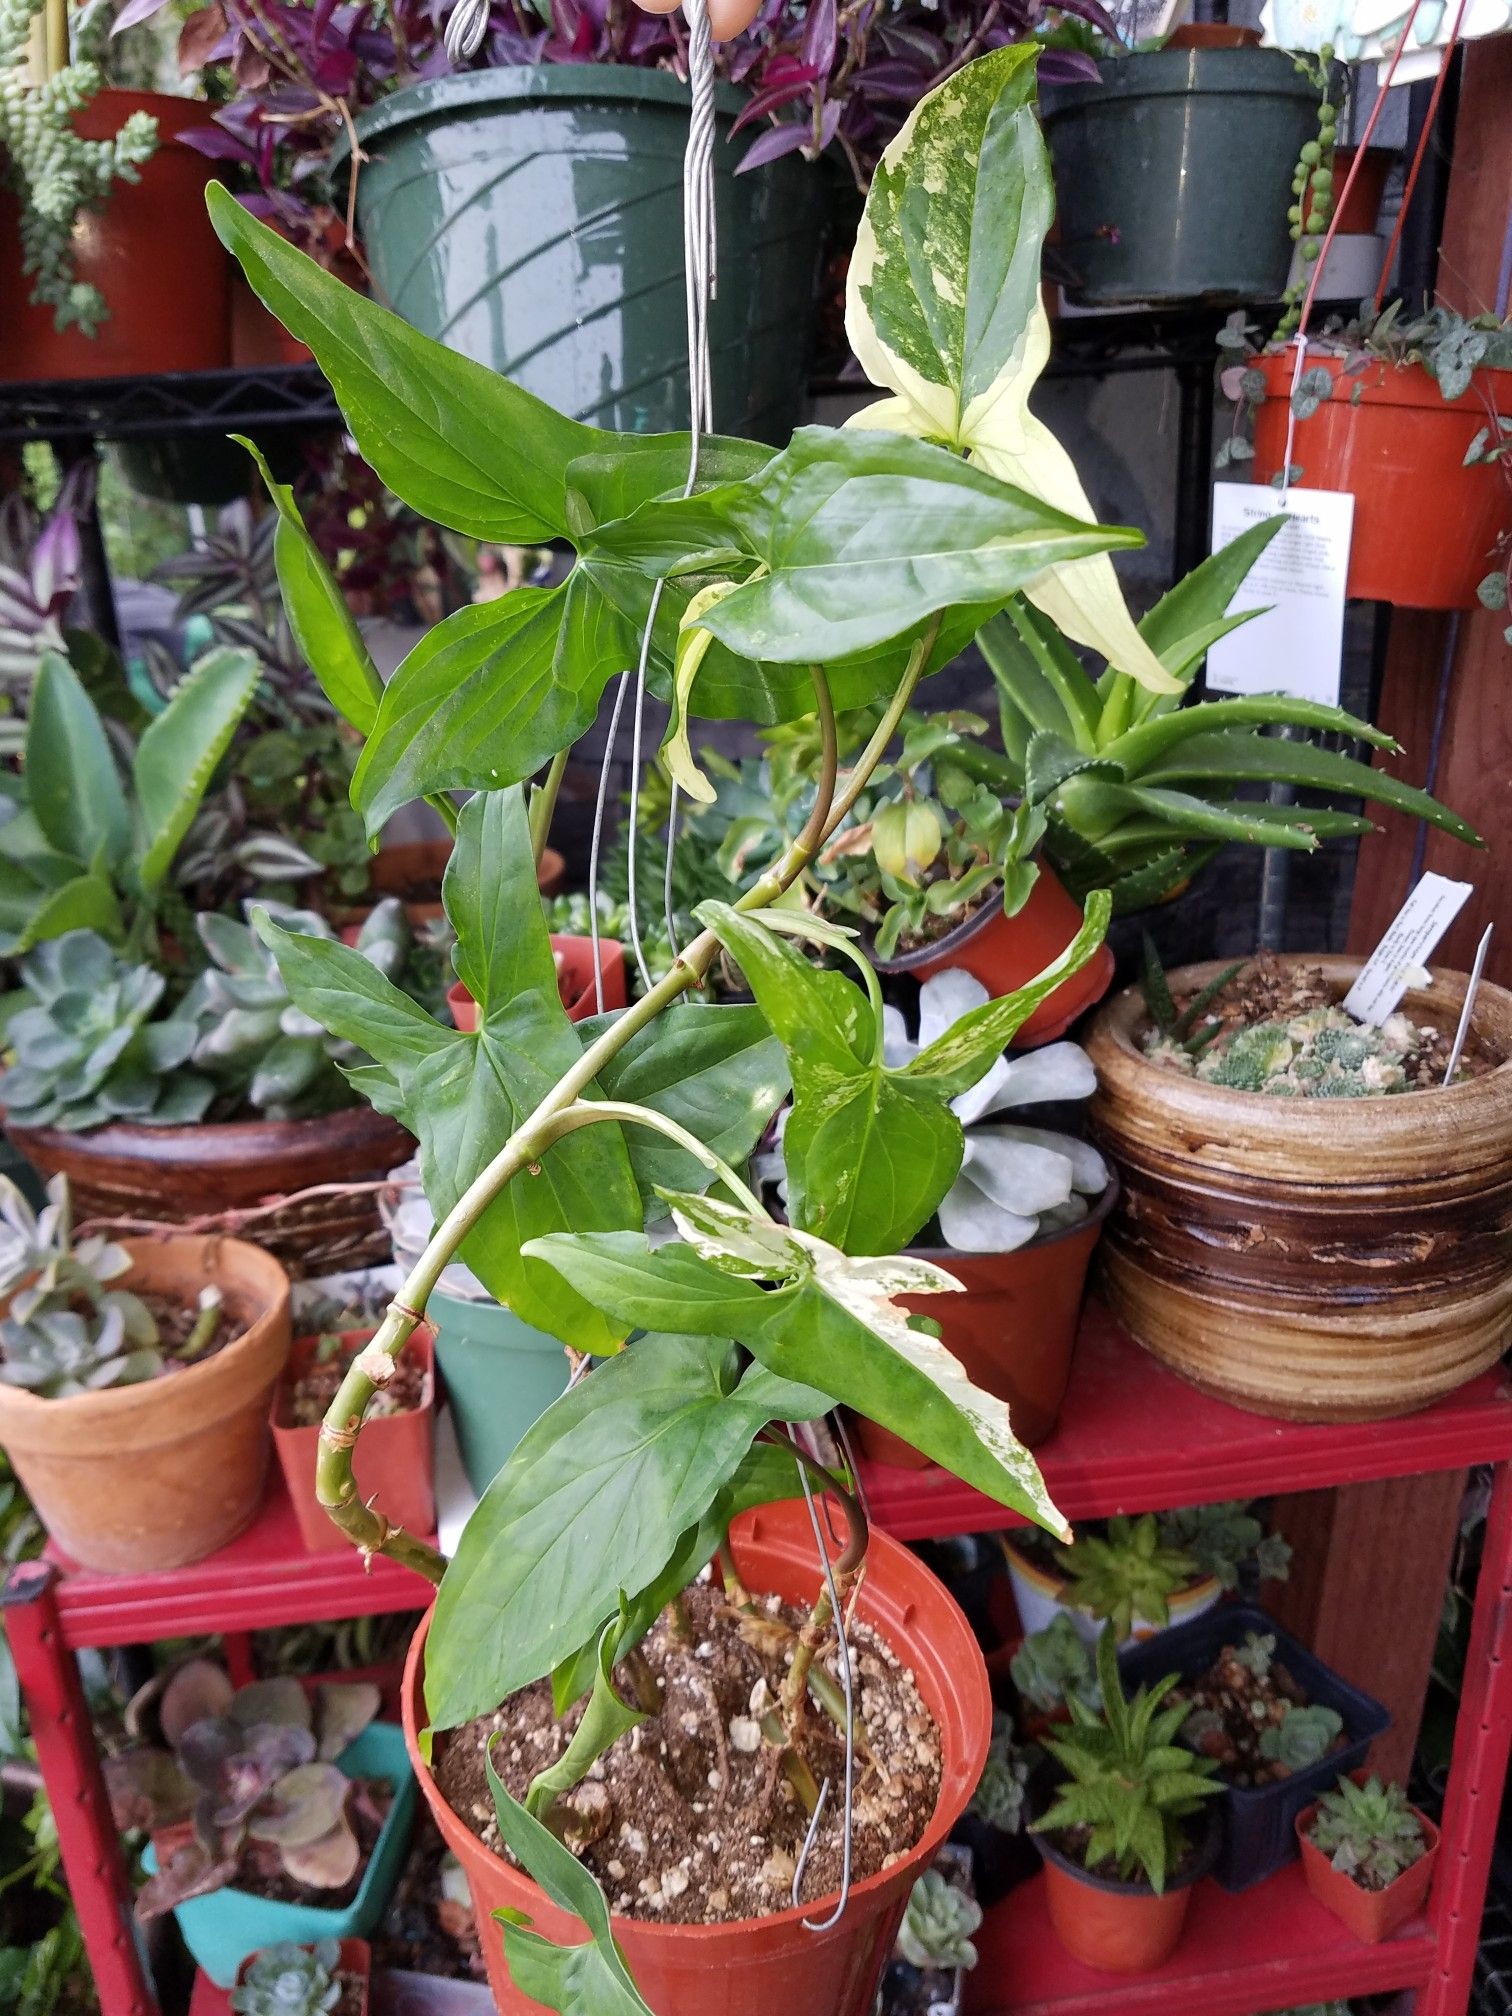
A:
208;43;1172;2010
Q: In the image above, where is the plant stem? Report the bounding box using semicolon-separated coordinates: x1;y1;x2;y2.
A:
538;1100;764;1213
529;750;569;865
759;1709;821;1815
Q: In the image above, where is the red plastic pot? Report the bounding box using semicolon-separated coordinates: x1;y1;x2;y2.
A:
235;1937;372;2013
0;91;230;382
1035;1816;1215;1972
402;1497;991;2016
875;867;1116;1047
1251;350;1512;609
447;936;627;1032
271;1328;436;1556
1331;147;1393;233
853;1179;1117;1469
1296;1795;1439;1942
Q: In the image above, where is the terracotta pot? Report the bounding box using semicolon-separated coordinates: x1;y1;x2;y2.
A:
852;1181;1117;1468
0;91;230;383
1001;1531;1221;1648
447;936;627;1032
235;1937;372;2014
1331;146;1393;234
1035;1816;1215;1972
874;868;1116;1048
1165;21;1261;45
403;1498;991;2016
325;839;564;928
272;1328;436;1555
1250;351;1512;609
1296;1795;1439;1941
0;1235;290;1573
1086;956;1512;1421
6;1105;414;1282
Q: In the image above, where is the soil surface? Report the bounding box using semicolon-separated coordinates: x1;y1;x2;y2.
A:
234;1778;391;1907
371;1813;486;1983
1174;1638;1342;1787
138;1288;253;1376
434;1580;942;1926
1043;1817;1204;1888
290;1337;426;1427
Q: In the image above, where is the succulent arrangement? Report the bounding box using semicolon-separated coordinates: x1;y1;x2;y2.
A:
1158;1502;1293;1593
1307;1775;1430;1891
1052;1513;1196;1641
230;1939;345;2016
1009;1614;1101;1719
1031;1627;1222;1892
105;1662;384;1918
1257;1704;1345;1773
896;1866;983;1973
968;1714;1034;1835
1178;1633;1344;1787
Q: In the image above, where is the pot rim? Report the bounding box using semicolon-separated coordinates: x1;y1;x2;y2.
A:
404;1500;990;1947
275;1324;435;1432
906;1173;1119;1268
1031;1802;1219;1897
4;1101;413;1163
1042;45;1320;105
1294;1794;1441;1884
1257;346;1512;410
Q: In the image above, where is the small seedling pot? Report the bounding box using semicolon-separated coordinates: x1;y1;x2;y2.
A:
1119;1603;1391;1893
403;1498;991;2016
0;1235;290;1574
1000;1530;1221;1649
234;1936;372;2014
447;934;627;1031
872;865;1115;1047
271;1329;436;1555
1033;1811;1217;1973
1296;1791;1439;1942
142;1723;415;1988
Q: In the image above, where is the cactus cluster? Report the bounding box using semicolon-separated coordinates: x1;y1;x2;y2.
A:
1150;1005;1438;1098
1308;1774;1429;1890
897;1867;983;1971
230;1940;343;2016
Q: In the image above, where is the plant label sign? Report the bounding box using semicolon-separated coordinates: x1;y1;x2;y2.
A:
1343;872;1475;1025
1206;484;1355;707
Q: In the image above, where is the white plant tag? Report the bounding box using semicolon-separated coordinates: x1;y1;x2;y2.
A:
1342;873;1475;1026
1206;484;1355;706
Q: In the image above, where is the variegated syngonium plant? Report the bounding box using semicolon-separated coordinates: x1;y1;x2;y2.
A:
206;44;1134;2013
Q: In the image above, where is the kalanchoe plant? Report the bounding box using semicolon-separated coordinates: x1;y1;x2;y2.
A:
106;1662;383;1919
1009;1613;1101;1719
1031;1627;1223;1892
230;1939;344;2016
1308;1774;1429;1890
896;1866;983;1972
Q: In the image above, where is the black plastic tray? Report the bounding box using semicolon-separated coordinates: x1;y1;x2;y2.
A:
1119;1601;1391;1893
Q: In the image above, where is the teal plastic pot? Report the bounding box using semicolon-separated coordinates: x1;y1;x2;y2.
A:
338;69;827;439
141;1722;415;1988
430;1286;569;1495
1041;51;1321;305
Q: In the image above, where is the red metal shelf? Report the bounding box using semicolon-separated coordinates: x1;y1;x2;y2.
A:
862;1301;1512;1541
965;1861;1434;2016
45;1469;435;1650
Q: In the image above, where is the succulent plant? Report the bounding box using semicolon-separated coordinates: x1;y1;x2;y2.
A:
1054;1514;1196;1642
1157;1503;1293;1593
1009;1613;1101;1718
896;1867;983;1971
1309;1775;1429;1891
969;1716;1033;1834
230;1939;343;2016
1031;1627;1223;1892
190;900;410;1119
0;929;212;1132
107;1661;382;1921
1258;1704;1344;1772
1233;1632;1278;1681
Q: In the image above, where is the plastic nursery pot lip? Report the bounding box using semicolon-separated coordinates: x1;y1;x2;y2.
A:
234;1936;373;2001
1043;45;1322;105
447;936;627;1032
1255;346;1512;414
905;1173;1120;1274
402;1499;991;1985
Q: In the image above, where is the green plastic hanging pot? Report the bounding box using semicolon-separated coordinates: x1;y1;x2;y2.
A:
1041;51;1321;306
430;1285;570;1495
335;68;828;440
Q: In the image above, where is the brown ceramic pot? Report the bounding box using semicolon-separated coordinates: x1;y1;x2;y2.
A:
6;1106;414;1280
0;1235;290;1573
1086;956;1512;1422
272;1328;437;1555
853;1181;1116;1468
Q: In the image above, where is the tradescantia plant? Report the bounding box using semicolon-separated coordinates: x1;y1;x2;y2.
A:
203;41;1322;2010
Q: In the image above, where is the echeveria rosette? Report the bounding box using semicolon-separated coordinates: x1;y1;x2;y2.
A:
843;44;1179;697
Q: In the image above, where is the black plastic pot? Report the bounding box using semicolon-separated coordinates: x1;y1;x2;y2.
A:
1119;1602;1391;1893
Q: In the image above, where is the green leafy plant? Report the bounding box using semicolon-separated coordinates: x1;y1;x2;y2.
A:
1009;1613;1101;1718
1258;1705;1344;1772
1157;1503;1293;1592
1053;1513;1196;1640
896;1867;983;1971
1308;1775;1428;1890
1031;1627;1222;1892
229;1939;343;2016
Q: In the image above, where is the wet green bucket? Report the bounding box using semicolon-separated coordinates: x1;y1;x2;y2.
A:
339;68;828;440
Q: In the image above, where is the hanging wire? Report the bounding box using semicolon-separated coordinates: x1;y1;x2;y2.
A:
791;1448;857;1931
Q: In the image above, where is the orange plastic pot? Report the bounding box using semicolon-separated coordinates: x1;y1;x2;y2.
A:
0;1236;290;1573
403;1497;991;2015
1250;351;1512;609
271;1328;436;1555
853;1181;1116;1469
1296;1797;1439;1942
0;92;231;382
1035;1817;1215;1973
235;1938;372;2014
876;868;1115;1047
447;936;627;1031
